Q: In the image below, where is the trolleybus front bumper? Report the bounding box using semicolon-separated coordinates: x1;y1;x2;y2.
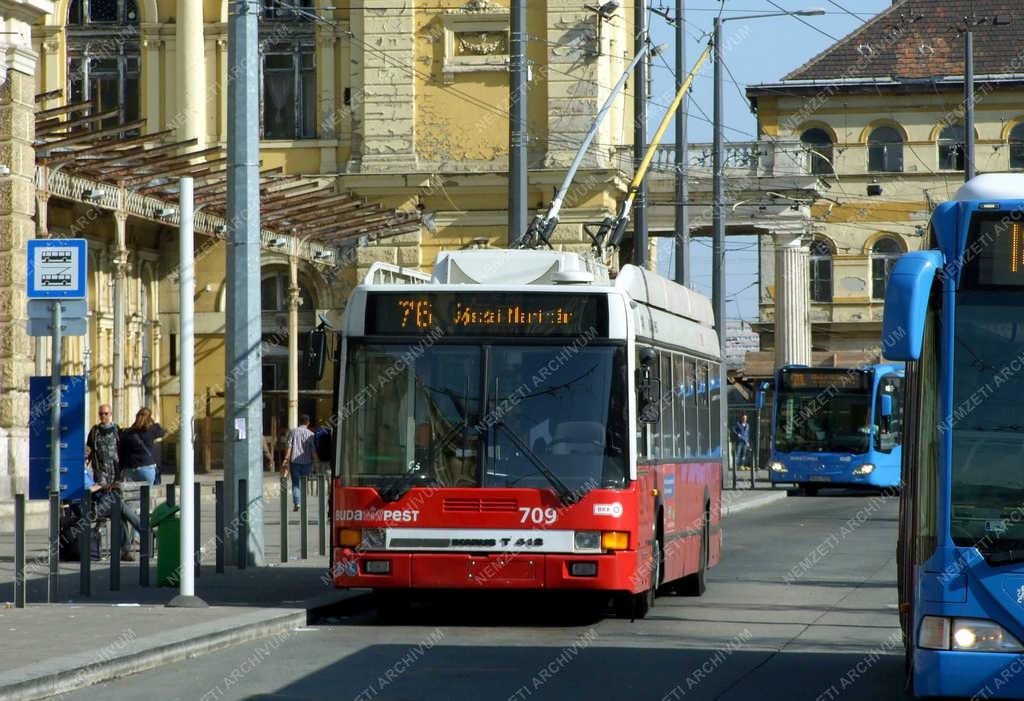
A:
332;548;642;592
915;649;1024;699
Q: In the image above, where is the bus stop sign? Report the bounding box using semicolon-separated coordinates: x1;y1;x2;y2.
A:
27;239;87;299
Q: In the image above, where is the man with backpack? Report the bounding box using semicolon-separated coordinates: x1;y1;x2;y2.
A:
85;404;140;561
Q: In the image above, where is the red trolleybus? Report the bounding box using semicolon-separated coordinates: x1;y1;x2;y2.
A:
332;249;723;618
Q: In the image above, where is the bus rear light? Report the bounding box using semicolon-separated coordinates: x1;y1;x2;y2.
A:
363;560;392;575
339;529;362;547
769;461;787;473
602;531;629;551
853;463;875;476
919;616;950;649
569;561;598;577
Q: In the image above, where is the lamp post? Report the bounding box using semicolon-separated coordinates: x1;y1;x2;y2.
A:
713;8;824;485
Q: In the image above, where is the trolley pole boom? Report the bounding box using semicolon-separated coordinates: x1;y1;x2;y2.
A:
519;41;654;249
605;41;713;250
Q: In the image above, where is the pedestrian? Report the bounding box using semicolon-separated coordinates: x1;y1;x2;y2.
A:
120;407;165;486
86;404;121;487
282;414;315;512
313;418;333;477
731;413;752;470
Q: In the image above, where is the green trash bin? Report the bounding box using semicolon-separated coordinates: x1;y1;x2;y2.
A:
151;502;181;587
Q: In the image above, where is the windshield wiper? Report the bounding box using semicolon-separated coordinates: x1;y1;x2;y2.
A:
494;421;578;505
378;422;472;503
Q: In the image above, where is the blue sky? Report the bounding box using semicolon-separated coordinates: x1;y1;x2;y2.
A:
647;1;894;320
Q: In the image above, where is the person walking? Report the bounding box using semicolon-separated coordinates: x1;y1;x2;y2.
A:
86;404;121;487
120;407;165;486
282;414;315;512
731;414;752;470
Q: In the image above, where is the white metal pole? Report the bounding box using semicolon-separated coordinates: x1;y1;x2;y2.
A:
170;177;205;607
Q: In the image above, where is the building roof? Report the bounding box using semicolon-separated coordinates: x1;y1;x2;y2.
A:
783;0;1021;83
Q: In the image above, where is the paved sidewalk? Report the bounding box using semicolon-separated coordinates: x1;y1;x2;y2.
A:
0;484;783;701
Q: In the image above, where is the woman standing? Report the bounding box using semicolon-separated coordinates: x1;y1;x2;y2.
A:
120;407;165;485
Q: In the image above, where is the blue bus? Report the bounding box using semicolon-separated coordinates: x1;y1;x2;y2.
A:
885;174;1024;698
767;364;904;495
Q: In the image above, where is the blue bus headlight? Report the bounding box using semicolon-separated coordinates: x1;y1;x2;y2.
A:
919;616;1024;652
952;618;1024;652
769;461;787;473
853;463;875;476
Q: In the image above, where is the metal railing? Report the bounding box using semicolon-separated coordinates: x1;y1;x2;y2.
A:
612;138;812;178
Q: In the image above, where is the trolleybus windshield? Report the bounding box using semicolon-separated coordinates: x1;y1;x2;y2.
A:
342;343;629;495
951;213;1024;549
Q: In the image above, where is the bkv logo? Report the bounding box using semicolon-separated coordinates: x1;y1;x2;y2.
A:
1016;585;1024;606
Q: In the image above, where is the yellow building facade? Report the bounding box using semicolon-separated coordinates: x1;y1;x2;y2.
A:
0;0;649;496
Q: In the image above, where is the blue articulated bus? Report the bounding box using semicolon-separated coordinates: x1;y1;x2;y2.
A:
766;364;904;494
885;174;1024;698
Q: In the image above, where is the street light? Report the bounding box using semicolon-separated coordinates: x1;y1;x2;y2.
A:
712;7;823;486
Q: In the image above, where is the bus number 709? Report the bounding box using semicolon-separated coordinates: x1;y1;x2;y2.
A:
519;507;558;525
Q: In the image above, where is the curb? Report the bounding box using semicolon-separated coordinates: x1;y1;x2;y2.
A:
721;490;787;518
0;590;370;701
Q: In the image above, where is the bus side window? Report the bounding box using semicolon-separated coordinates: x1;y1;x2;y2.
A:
660;351;674;460
709;361;721;457
684;356;698;458
697;361;710;456
673;353;685;458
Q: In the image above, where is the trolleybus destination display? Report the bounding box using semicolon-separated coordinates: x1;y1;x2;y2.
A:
365;292;608;336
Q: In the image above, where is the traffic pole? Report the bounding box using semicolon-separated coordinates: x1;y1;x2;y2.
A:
48;301;62;602
168;176;207;608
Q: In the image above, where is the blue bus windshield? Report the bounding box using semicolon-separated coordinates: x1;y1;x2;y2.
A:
950;293;1024;548
775;389;873;454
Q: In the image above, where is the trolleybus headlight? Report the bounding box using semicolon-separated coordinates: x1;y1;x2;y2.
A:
363;560;391;575
569;561;598;577
574;531;601;551
769;461;787;473
339;529;362;547
952;618;1024;652
601;531;629;551
362;527;386;550
853;463;875;476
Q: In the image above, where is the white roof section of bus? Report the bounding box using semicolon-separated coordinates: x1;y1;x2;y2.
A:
954;173;1024;201
614;264;715;328
431;249;611;285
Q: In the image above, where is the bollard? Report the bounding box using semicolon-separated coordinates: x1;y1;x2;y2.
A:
110;495;122;591
300;475;308;560
280;476;288;563
194;482;202;578
238;479;248;570
15;493;25;608
750;454;756;490
48;492;59;602
215;480;225;573
166;483;175;507
79;490;91;597
318;473;326;557
140;485;150;587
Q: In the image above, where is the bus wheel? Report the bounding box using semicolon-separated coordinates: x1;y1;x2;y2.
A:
616;540;659;620
678;507;708;597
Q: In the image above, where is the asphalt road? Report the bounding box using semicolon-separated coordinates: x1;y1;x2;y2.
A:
65;491;907;701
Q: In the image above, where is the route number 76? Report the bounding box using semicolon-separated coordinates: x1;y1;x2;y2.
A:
519;507;558;525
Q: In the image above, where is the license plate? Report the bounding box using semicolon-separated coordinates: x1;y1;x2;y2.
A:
809;476;832;482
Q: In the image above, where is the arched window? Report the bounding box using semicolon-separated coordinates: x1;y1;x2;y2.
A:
801;128;834;175
67;0;140;128
939;124;966;171
1010;123;1024;170
868;126;904;173
871;237;902;300
809;238;833;303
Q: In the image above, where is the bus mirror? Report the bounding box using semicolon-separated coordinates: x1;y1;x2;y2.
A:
304;329;328;380
881;250;943;361
638;376;662;424
881;394;893;418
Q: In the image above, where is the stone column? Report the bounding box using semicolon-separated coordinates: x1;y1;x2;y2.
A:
774;226;812;369
353;0;415;171
0;0;55;500
111;213;128;425
177;0;206;145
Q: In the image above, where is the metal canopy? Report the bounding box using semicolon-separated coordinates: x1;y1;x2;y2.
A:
33;95;421;261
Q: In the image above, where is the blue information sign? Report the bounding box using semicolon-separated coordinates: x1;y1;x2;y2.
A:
27;239;87;299
28;375;87;500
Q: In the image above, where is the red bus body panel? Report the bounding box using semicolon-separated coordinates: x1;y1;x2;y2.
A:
332;461;721;593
